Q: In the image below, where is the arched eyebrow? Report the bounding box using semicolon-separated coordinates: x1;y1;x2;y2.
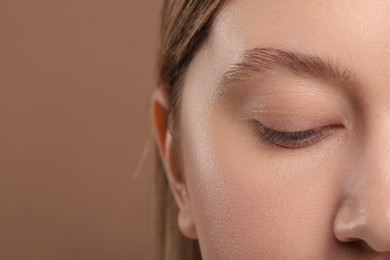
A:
217;47;355;94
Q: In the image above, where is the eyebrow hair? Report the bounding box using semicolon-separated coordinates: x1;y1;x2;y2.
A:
218;47;354;93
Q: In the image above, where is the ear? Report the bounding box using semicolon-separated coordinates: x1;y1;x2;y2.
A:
150;85;198;240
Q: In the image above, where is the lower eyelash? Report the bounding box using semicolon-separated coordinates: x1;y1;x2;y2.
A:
252;121;336;149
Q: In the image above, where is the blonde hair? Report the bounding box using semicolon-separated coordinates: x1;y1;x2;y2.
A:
154;1;224;259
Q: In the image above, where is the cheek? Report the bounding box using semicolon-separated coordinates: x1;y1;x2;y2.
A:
181;109;346;259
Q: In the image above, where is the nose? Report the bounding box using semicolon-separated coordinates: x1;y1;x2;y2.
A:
334;193;390;252
334;149;390;253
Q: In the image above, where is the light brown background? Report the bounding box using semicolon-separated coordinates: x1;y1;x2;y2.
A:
1;1;158;259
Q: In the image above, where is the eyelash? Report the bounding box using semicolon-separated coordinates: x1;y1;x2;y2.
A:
252;121;338;149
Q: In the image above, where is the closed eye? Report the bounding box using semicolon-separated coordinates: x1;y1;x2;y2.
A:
252;121;340;149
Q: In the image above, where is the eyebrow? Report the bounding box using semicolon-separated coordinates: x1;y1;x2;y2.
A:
218;47;354;93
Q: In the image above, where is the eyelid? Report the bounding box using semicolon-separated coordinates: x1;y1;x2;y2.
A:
252;121;340;149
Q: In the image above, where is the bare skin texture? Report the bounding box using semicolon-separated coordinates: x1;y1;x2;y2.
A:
152;0;390;259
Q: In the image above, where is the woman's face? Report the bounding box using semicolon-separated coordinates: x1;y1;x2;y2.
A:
178;0;390;258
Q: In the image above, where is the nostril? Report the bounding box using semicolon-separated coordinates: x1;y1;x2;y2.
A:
352;239;375;252
337;237;377;254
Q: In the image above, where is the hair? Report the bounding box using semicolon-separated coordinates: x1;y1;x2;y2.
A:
154;1;224;259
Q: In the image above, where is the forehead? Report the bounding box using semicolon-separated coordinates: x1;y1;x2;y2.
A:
212;0;390;53
185;0;390;104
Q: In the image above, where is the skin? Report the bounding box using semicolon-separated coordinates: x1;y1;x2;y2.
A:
152;0;390;259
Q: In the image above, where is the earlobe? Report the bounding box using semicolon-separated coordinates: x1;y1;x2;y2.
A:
150;85;198;240
178;205;198;239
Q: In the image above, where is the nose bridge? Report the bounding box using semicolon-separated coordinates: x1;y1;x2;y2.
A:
334;120;390;252
364;117;390;192
365;122;390;231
